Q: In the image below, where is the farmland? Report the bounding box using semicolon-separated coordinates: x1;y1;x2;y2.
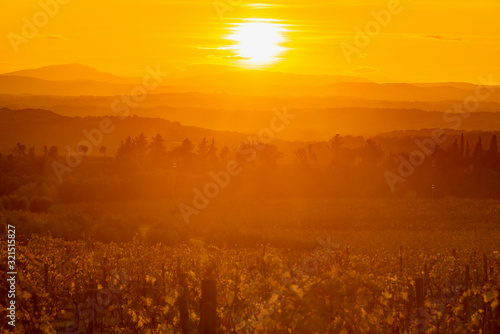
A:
1;198;499;333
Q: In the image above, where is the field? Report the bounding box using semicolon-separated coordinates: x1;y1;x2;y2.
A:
2;198;500;333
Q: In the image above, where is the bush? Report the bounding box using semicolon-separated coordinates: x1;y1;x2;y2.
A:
205;219;243;247
0;196;11;210
5;211;43;237
145;219;188;246
92;217;139;243
47;212;93;240
30;196;53;213
8;195;29;211
14;182;56;201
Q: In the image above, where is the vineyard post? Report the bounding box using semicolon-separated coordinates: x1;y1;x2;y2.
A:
415;277;424;308
493;302;500;334
483;253;488;282
44;263;49;291
86;281;96;334
177;259;190;334
199;279;217;334
415;277;425;333
101;266;106;286
464;265;470;320
260;243;267;274
399;246;403;272
423;264;429;297
162;263;166;296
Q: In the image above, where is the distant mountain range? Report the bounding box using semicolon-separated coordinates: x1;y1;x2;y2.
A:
2;63;498;101
0;108;248;155
1;64;500;141
1;63;139;84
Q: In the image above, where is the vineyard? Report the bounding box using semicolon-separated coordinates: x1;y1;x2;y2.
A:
1;234;499;333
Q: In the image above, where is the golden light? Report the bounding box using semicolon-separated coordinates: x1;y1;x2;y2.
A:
229;20;286;65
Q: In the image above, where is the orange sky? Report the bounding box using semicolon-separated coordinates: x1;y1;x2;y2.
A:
1;0;500;83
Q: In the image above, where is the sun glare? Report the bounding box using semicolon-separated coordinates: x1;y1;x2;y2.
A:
229;20;286;65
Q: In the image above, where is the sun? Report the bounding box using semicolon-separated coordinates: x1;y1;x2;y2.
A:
229;20;286;65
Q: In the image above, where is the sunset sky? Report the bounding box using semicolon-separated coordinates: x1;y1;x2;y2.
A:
2;0;500;83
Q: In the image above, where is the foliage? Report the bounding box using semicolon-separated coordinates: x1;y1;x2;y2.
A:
29;196;53;213
1;235;499;333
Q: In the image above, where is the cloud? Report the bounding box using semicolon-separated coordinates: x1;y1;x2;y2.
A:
38;35;67;40
424;35;462;41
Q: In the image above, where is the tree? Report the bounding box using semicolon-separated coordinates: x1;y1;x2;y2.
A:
328;134;344;167
208;137;217;162
473;137;483;158
460;133;464;157
259;144;282;166
489;134;498;155
197;137;209;160
12;143;26;158
220;146;230;162
173;138;195;169
328;134;343;158
133;133;149;159
48;146;58;159
293;148;309;169
362;139;385;165
116;136;134;162
180;138;194;155
78;144;89;156
27;146;35;159
99;146;107;157
149;134;166;164
30;196;53;213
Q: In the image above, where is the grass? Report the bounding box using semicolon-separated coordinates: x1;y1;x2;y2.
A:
28;197;499;251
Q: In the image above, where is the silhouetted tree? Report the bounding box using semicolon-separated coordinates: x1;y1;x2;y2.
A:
198;137;209;161
308;143;317;161
460;133;464;157
27;146;35;159
116;136;134;162
134;133;149;159
78;145;89;156
220;146;230;162
99;146;107;157
473;137;483;158
293;148;309;170
489;134;498;155
328;134;343;162
48;146;58;159
149;134;166;164
12;143;26;158
208;137;218;163
180;138;194;154
259;144;282;166
362;139;385;165
173;138;195;169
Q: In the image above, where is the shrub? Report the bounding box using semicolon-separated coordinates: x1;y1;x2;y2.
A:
92;217;139;243
14;182;57;201
9;195;29;211
30;196;53;213
5;211;43;237
47;212;93;240
0;196;10;210
145;219;188;246
205;219;242;247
